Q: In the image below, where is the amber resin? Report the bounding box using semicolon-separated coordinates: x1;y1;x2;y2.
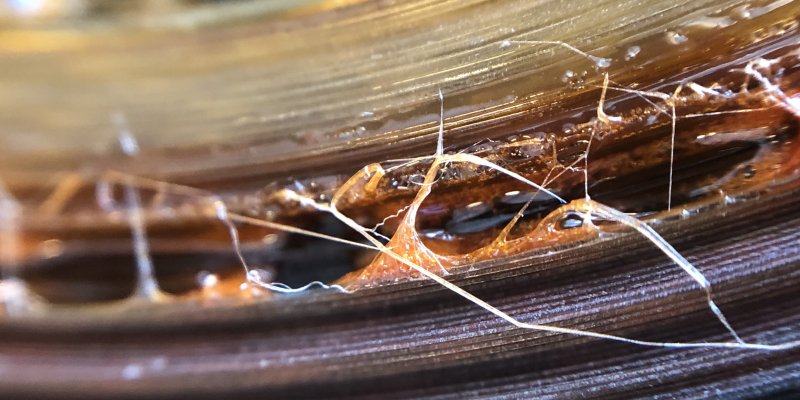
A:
333;56;800;287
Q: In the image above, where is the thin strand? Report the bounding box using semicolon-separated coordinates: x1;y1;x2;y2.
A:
584;121;595;202
0;180;44;316
367;204;412;242
96;172;375;294
206;200;363;294
227;212;379;252
87;87;798;351
38;173;84;216
323;90;782;350
597;73;623;124
437;88;445;156
741;59;800;117
328;170;790;350
0;179;20;278
588;201;744;343
683;107;775;118
112;113;162;301
668;93;677;211
509;40;611;69
252;280;350;294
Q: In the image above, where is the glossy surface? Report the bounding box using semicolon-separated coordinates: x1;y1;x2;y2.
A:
0;0;799;398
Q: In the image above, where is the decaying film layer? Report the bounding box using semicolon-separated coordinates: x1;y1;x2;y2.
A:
0;0;799;398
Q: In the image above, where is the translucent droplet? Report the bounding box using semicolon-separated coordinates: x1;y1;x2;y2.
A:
742;165;756;178
38;239;64;259
684;16;735;29
119;133;139;156
149;356;167;371
247;269;262;282
262;234;279;245
500;39;511;49
561;69;576;83
666;31;688;45
122;364;143;381
408;174;426;185
7;0;47;15
593;57;612;69
561;69;587;89
625;46;641;61
246;268;274;284
724;195;736;205
197;271;218;289
559;213;584;229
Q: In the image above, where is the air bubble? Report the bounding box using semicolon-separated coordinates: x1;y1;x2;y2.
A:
121;364;143;381
625;46;641;61
262;234;279;245
119;134;139;156
150;356;167;371
742;165;756;178
684;16;735;29
561;69;576;83
38;239;64;259
247;269;273;283
666;31;688;45
500;39;511;49
593;57;612;69
196;271;219;289
559;213;584;229
408;174;426;185
561;69;587;89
